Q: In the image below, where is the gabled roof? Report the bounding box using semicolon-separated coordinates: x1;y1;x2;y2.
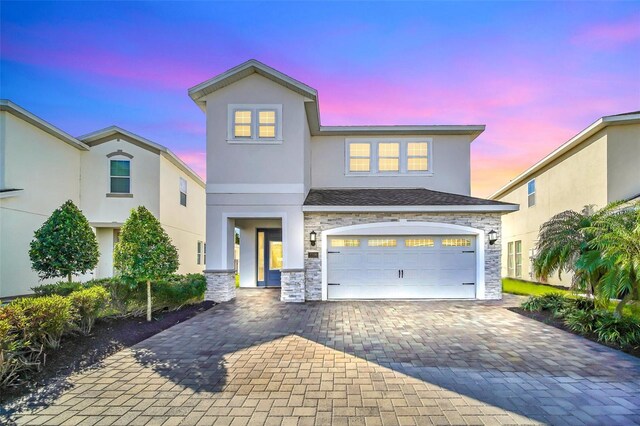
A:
303;188;518;212
78;126;204;187
0;100;89;150
188;60;485;140
490;111;640;200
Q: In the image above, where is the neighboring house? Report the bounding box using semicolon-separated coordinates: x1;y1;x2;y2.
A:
189;60;518;303
0;100;206;298
490;112;640;286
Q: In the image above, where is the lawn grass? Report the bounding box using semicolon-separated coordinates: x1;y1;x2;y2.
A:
502;278;569;296
503;278;640;320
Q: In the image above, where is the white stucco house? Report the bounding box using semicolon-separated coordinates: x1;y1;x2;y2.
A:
190;60;518;303
491;111;640;286
0;100;206;298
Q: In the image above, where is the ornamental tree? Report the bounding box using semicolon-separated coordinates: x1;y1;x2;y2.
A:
113;206;179;321
29;200;99;282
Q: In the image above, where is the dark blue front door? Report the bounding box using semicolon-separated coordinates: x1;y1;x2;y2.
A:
257;229;282;287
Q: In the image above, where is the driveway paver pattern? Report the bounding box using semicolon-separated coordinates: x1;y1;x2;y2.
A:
6;289;640;425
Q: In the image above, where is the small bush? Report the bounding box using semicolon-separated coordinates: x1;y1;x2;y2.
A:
564;309;605;334
521;292;569;315
69;287;110;334
594;313;640;348
0;315;42;389
152;274;206;311
31;281;90;297
7;295;75;350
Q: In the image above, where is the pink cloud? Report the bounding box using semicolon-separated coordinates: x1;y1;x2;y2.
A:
572;15;640;49
173;150;206;180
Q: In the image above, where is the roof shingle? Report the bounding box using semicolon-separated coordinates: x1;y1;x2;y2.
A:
304;188;514;207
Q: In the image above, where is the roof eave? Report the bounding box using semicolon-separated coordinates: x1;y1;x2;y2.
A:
314;125;485;139
78;126;205;188
302;204;519;213
490;113;640;200
0;100;90;150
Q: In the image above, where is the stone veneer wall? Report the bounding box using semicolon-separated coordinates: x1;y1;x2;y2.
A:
303;212;503;301
204;269;236;302
280;270;306;302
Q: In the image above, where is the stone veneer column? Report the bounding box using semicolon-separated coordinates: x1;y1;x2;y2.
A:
203;269;236;303
280;269;305;302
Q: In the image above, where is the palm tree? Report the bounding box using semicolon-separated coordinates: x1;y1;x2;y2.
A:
533;205;606;295
588;202;640;317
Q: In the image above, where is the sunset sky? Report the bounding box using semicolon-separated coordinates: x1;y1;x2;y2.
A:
2;1;639;196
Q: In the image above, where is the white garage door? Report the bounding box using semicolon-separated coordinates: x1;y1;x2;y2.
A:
327;235;476;299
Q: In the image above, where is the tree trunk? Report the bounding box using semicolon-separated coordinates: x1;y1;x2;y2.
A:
614;292;633;318
147;280;152;322
68;273;72;283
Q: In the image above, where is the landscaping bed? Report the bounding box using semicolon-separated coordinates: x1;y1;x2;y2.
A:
510;293;640;359
0;300;214;408
510;306;640;358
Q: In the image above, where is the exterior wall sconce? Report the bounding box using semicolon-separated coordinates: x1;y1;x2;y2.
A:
310;230;317;246
488;229;498;245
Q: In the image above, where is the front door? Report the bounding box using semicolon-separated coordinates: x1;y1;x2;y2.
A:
257;229;282;287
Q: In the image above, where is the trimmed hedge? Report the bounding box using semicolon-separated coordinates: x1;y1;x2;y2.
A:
521;294;640;348
2;273;207;389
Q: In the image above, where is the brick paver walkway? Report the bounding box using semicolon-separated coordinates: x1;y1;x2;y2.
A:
6;289;640;425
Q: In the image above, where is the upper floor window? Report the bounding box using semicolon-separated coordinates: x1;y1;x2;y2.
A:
346;138;432;175
110;160;130;193
527;179;536;207
348;143;371;172
179;177;187;206
228;104;282;143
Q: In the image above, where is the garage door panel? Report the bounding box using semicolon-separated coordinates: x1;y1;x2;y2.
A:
327;235;477;300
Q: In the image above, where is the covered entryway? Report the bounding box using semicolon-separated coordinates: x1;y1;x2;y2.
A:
327;235;476;299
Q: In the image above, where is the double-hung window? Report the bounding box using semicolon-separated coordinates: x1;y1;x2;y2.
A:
515;240;522;278
110;160;131;193
228;104;282;142
527;179;536;207
179;177;187;207
378;143;400;172
348;143;371;172
197;241;203;265
346;138;432;175
407;142;428;172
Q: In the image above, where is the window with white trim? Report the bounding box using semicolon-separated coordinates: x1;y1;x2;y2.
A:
179;177;187;207
346;138;432;175
110;160;131;193
515;240;522;278
228;104;282;142
442;238;472;247
368;239;397;247
197;241;203;265
407;142;428;171
378;143;400;172
527;179;536;207
331;238;361;247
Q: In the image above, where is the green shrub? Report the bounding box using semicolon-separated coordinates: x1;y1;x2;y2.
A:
125;274;206;313
31;281;90;297
564;309;605;334
69;287;110;334
521;292;569;315
0;314;42;389
7;295;75;350
594;313;640;347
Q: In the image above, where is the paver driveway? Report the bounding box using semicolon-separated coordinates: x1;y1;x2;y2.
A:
7;289;640;426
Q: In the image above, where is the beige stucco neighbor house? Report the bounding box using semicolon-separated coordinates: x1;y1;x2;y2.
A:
190;60;518;303
490;112;640;286
0;100;206;298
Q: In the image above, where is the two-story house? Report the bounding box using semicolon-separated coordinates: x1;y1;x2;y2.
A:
491;112;640;285
190;60;518;303
0;100;206;298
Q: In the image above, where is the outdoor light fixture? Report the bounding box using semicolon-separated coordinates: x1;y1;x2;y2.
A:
310;230;317;246
488;229;498;245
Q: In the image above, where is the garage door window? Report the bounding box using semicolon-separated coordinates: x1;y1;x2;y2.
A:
331;239;360;247
368;239;397;247
405;238;434;247
442;238;472;247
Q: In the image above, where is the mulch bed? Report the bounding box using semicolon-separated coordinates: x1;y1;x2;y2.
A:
509;307;640;359
0;301;215;409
